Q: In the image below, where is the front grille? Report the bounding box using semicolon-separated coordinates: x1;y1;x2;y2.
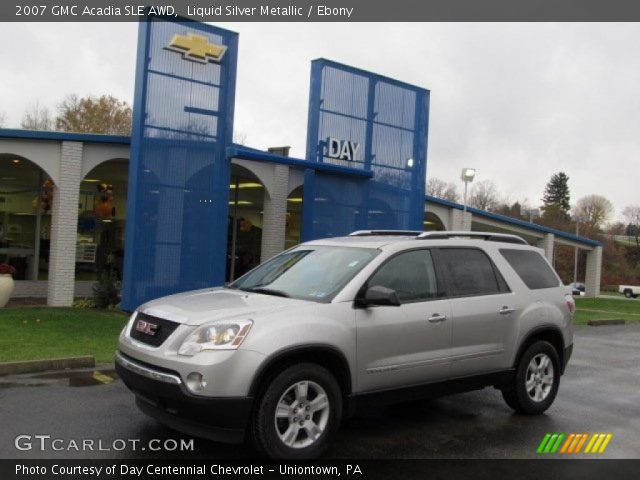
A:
130;312;180;347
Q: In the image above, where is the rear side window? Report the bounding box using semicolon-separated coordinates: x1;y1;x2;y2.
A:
368;249;440;302
500;249;560;290
438;248;507;297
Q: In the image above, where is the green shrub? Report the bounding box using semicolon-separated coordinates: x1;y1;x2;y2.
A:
72;297;96;309
92;261;120;309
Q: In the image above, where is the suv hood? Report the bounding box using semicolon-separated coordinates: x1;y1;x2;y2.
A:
138;287;310;326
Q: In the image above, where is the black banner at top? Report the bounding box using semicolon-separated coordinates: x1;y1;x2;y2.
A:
4;0;640;22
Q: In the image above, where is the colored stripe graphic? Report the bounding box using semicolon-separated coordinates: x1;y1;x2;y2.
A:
537;434;551;453
574;433;589;453
537;433;565;453
550;434;565;453
538;433;613;454
560;433;575;453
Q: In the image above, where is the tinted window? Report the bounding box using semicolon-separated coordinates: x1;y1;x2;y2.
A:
438;248;503;297
500;249;560;290
368;250;440;302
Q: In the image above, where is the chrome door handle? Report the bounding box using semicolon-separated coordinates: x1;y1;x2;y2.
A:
499;306;515;315
428;314;447;323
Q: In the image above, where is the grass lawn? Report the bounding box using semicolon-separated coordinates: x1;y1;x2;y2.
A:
0;299;639;363
574;297;640;325
0;308;128;364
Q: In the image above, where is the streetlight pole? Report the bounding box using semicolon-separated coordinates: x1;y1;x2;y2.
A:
463;181;469;214
460;168;476;216
573;218;580;285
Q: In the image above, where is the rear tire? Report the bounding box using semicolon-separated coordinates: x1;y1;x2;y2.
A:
502;341;560;415
624;290;633;299
251;363;342;459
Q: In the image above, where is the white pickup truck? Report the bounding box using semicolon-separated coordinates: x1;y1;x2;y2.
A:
619;285;640;298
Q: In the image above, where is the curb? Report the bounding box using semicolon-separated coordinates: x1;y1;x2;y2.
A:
587;319;626;327
0;356;95;376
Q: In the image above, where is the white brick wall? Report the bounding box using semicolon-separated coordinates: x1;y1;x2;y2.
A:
13;281;48;298
585;246;602;298
260;164;289;263
450;209;472;231
537;233;555;263
47;141;83;306
14;280;95;298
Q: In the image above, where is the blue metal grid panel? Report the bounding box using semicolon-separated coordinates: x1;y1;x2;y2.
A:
305;173;367;239
303;59;429;240
122;17;238;311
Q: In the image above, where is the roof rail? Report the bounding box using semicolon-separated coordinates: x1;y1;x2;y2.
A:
348;230;528;245
349;230;424;237
416;231;528;245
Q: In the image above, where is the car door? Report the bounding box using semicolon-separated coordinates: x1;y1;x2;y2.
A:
355;249;452;392
435;247;518;377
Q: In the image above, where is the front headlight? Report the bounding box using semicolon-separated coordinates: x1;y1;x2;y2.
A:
178;320;253;356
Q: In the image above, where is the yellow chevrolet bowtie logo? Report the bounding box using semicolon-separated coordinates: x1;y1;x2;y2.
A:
166;33;227;63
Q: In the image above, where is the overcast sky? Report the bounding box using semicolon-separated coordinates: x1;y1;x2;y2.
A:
1;22;638;219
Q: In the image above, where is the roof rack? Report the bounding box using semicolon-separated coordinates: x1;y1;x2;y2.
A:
416;231;528;245
348;229;528;245
349;230;424;237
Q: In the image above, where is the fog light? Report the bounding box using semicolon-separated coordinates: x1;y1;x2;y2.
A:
185;372;207;393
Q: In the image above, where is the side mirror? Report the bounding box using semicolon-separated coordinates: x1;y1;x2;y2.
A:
359;285;401;307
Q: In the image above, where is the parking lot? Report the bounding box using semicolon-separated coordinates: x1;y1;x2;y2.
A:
1;325;639;459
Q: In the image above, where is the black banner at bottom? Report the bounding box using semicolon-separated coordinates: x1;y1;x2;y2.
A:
3;459;640;480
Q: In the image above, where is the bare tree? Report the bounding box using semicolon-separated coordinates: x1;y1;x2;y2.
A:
468;179;500;211
233;131;248;145
623;205;640;249
574;194;614;232
427;177;459;202
56;94;131;135
21;101;53;131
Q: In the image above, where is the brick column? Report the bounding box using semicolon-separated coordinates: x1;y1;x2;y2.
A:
260;164;289;263
450;209;472;231
47;141;82;306
537;233;555;264
585;246;603;298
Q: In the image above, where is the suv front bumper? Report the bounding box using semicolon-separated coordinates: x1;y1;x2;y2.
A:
115;351;253;444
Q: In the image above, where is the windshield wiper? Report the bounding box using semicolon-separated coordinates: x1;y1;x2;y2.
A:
243;287;290;298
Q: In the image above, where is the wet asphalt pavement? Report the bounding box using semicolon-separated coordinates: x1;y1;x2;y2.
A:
1;325;639;459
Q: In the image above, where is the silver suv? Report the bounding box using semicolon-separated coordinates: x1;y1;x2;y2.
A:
116;231;575;459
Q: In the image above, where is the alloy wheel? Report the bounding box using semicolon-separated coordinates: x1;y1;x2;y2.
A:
274;380;330;449
525;353;554;402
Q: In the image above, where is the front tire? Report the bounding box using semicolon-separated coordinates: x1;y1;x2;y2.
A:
251;363;342;459
502;341;560;415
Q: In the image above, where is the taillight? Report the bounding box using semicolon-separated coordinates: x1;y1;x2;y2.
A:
565;295;575;315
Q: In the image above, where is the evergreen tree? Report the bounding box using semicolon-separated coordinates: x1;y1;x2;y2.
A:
542;172;571;221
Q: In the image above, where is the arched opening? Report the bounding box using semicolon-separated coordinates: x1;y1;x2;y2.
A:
423;212;445;231
286;185;303;249
227;164;265;281
75;159;128;282
0;154;54;280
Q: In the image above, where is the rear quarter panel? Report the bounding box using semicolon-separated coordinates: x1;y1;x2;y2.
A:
487;244;573;367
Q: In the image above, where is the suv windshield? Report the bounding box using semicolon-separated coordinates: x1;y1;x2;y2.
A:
230;245;379;302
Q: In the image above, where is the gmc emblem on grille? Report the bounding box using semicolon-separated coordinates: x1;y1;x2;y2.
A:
136;320;158;336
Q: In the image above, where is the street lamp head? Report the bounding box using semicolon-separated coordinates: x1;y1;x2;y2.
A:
461;168;476;183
